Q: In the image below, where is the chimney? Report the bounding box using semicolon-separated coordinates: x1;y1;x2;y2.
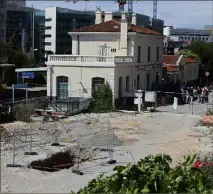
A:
132;13;136;25
104;12;113;22
95;10;102;24
121;11;127;21
120;12;128;56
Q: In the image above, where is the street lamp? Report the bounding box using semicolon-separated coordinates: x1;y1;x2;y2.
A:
31;48;38;66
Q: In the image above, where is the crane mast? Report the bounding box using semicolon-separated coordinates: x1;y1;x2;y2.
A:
153;0;157;19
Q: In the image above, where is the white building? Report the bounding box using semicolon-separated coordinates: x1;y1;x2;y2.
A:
164;26;213;43
163;55;200;83
46;11;164;107
163;26;213;54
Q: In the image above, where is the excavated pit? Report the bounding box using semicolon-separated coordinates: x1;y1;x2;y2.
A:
28;150;76;172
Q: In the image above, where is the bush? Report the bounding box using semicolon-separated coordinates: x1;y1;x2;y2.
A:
207;109;213;116
88;82;114;113
72;154;213;193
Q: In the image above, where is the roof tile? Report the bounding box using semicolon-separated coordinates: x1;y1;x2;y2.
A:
72;20;161;35
163;55;179;65
184;57;199;63
163;64;179;72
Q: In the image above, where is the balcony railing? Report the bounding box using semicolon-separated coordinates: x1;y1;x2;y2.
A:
48;55;133;63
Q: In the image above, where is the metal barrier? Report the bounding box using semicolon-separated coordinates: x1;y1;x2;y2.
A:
72;121;116;175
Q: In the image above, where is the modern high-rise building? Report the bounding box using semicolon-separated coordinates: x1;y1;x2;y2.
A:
44;7;164;55
34;10;45;66
0;0;27;43
0;0;33;53
45;7;96;55
7;0;26;7
6;6;34;52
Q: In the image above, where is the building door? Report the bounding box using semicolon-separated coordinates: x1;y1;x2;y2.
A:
56;76;69;100
146;73;150;91
92;77;105;97
118;77;123;98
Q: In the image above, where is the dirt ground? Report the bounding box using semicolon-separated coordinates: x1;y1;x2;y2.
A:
1;111;212;193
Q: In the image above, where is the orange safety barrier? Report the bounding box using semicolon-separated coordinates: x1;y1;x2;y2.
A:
203;116;213;124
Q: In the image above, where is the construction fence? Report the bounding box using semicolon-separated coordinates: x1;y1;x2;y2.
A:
2;117;135;174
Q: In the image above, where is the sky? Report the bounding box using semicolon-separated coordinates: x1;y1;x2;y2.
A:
26;1;213;29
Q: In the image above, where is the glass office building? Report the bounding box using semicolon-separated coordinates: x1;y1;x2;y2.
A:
34;10;45;66
6;7;33;52
45;7;95;55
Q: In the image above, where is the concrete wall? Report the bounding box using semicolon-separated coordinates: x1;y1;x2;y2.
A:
133;34;163;64
114;65;134;99
135;64;162;90
71;33;163;64
47;65;115;98
114;63;162;98
72;34;120;56
183;63;199;82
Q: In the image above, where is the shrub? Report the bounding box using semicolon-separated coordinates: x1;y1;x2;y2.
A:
207;109;213;116
72;154;213;193
88;82;114;113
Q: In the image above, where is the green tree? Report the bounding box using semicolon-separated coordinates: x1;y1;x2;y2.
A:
6;33;36;68
177;49;200;61
89;82;113;112
189;41;213;66
0;33;36;85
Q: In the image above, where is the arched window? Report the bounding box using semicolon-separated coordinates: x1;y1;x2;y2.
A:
56;76;69;100
92;77;105;97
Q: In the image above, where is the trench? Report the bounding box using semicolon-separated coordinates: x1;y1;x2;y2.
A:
28;151;76;172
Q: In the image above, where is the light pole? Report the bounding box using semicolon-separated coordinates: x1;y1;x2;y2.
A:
31;48;38;66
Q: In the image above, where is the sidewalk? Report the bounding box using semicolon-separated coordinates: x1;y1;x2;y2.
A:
157;92;213;116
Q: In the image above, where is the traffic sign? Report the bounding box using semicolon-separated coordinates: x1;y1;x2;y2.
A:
21;72;35;79
205;71;210;77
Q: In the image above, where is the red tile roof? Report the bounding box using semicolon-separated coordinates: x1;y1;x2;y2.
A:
163;55;179;65
166;65;179;72
163;64;179;72
72;20;161;35
184;57;199;63
163;55;199;65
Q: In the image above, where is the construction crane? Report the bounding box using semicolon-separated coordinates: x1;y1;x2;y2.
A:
153;0;157;19
66;0;157;19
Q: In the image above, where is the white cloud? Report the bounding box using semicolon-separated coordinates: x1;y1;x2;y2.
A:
27;0;213;29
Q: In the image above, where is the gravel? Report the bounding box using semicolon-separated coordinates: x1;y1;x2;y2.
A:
2;110;213;193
